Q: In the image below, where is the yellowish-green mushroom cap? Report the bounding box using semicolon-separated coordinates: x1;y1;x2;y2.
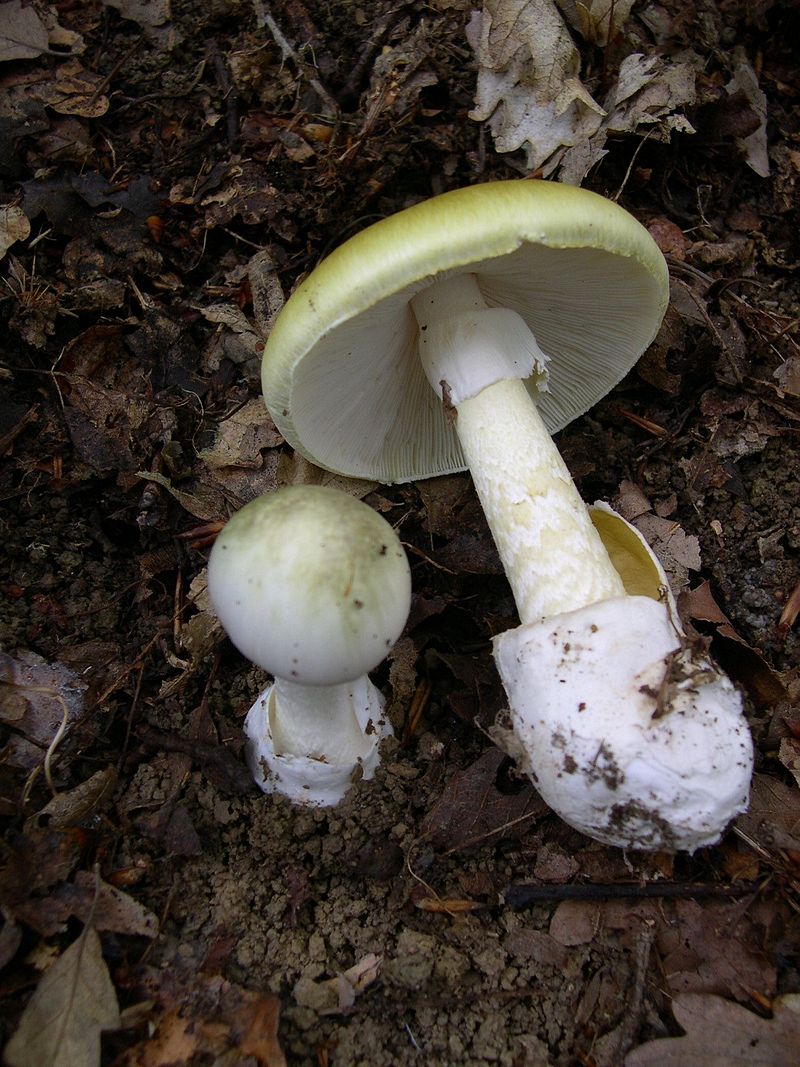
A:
261;180;669;483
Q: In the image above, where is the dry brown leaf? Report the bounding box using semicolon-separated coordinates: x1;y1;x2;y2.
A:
232;991;287;1065
625;992;800;1066
736;773;800;853
680;581;788;709
658;899;776;1001
4;928;120;1067
31;767;118;830
421;748;547;851
549;899;600;946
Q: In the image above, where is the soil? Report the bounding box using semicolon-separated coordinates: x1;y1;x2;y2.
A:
1;2;799;1066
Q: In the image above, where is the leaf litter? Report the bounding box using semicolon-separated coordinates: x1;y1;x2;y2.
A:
0;0;799;1063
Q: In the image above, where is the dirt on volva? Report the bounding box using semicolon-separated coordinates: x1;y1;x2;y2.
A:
1;1;799;1065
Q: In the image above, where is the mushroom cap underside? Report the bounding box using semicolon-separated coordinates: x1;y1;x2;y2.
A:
262;180;669;483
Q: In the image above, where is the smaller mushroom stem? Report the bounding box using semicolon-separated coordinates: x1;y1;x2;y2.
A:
411;273;624;623
269;677;381;765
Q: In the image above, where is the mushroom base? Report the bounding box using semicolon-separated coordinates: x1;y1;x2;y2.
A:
492;595;754;852
244;677;393;807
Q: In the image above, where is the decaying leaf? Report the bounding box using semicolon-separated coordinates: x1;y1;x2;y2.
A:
422;748;547;851
102;0;170;29
4;927;121;1067
468;0;697;180
625;992;800;1066
0;650;85;774
468;0;604;175
293;953;383;1014
113;968;286;1066
556;0;635;46
0;0;48;62
0;203;29;258
736;773;800;854
13;870;159;940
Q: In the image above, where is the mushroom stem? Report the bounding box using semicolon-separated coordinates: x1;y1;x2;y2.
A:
457;380;625;622
411;273;624;623
268;677;381;765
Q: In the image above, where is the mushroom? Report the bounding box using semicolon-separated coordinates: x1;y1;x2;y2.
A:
207;485;411;806
492;503;753;851
260;180;752;846
262;180;665;621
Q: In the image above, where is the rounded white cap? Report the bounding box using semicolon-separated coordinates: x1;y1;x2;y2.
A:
208;486;412;686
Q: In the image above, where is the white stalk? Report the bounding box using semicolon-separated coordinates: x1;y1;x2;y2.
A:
269;677;380;765
411;273;624;622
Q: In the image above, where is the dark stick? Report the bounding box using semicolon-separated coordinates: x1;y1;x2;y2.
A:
503;880;761;909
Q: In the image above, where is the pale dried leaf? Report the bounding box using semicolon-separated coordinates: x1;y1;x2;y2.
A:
468;0;605;174
102;0;170;27
0;203;30;258
0;0;47;62
727;63;769;178
559;51;697;184
293;954;382;1015
556;0;636;46
198;398;282;470
248;250;285;338
4;928;120;1067
625;992;800;1066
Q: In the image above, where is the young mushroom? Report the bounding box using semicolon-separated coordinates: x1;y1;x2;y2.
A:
260;180;753;847
207;485;411;806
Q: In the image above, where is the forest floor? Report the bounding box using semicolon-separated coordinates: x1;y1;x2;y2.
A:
1;1;799;1065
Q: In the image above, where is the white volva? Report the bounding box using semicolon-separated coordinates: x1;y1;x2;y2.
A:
208;486;411;807
492;512;753;851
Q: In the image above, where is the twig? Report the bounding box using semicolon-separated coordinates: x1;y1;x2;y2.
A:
255;1;340;119
503;880;761;909
615;922;656;1059
207;38;239;145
